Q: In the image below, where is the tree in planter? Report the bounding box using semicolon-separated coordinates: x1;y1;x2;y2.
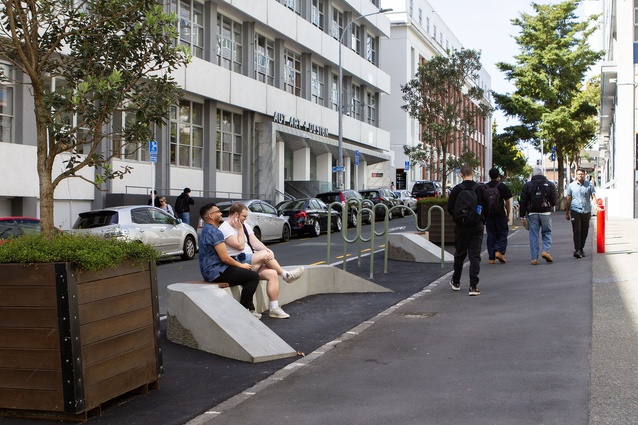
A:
0;0;190;236
493;0;602;209
401;48;492;198
492;121;528;178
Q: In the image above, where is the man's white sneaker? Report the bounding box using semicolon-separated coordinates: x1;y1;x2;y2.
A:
283;266;305;283
250;310;262;319
268;307;290;319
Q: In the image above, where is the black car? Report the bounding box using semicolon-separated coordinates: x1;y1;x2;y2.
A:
411;180;442;199
276;198;342;237
316;190;372;227
359;188;404;219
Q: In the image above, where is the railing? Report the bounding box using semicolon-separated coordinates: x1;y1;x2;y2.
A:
124;185;264;200
325;201;446;279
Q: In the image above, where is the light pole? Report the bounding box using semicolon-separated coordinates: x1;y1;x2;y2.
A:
337;8;392;190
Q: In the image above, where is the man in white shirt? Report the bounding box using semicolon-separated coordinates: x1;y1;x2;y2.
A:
219;202;304;319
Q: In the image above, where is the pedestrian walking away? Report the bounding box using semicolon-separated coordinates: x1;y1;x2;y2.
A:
519;166;558;265
484;167;513;264
565;168;599;258
198;203;260;317
447;164;489;296
174;187;195;226
220;202;305;319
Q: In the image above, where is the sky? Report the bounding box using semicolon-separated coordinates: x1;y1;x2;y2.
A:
426;0;589;160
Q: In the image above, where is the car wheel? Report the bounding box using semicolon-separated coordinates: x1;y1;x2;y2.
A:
181;236;196;261
349;211;358;228
281;224;291;242
253;226;262;241
387;209;393;220
333;215;342;232
311;220;321;237
399;206;406;217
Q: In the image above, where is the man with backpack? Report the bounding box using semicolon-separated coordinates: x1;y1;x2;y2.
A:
447;164;490;296
484;168;513;264
519;166;558;265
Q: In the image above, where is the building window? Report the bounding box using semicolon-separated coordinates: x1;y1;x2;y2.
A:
216;109;242;173
44;76;91;149
351;24;361;54
171;0;204;59
284;49;301;96
366;91;377;126
170;100;203;168
217;14;242;73
366;34;377;64
426;17;430;34
255;33;275;85
331;8;344;40
281;0;301;15
331;74;339;111
112;110;150;161
0;63;13;144
418;8;422;26
409;0;413;17
351;84;362;120
311;64;324;104
446;39;449;51
311;0;324;29
433;25;437;40
440;33;443;45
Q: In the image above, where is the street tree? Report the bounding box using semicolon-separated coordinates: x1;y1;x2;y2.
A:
493;0;602;207
401;48;492;197
492;121;528;178
0;0;190;235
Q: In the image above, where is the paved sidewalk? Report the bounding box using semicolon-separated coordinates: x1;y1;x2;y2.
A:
188;213;638;425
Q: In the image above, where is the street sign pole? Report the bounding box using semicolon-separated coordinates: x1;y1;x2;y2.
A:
149;140;158;203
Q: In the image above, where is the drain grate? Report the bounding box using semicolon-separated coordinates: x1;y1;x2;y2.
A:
399;312;437;319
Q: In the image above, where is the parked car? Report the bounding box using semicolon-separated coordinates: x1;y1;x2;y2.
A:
359;188;404;219
0;217;50;244
209;199;291;243
72;206;198;261
411;180;442;198
316;189;372;227
276;198;342;237
394;190;418;210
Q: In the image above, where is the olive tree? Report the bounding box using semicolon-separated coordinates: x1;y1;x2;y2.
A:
0;0;190;235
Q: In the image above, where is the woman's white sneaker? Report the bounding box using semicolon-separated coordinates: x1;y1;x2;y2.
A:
283;266;305;283
269;307;290;319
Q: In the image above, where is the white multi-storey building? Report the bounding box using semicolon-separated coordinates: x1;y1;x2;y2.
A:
599;0;637;218
379;0;492;191
0;0;392;229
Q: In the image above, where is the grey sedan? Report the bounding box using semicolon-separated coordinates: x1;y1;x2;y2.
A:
72;205;198;261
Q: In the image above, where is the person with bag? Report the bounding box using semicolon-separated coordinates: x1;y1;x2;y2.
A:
519;166;558;265
447;164;490;296
565;168;599;258
174;187;195;226
484;168;513;264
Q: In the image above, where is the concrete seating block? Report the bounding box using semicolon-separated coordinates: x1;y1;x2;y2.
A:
387;232;454;263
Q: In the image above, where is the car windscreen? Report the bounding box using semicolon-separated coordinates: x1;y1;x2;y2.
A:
279;200;307;210
317;194;338;203
73;211;118;229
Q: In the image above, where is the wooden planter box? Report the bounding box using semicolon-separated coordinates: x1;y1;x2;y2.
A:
0;261;162;421
417;202;455;245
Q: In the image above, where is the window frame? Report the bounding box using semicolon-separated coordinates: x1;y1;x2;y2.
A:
0;62;14;144
311;63;325;104
170;100;204;169
217;14;243;73
171;0;204;59
216;108;243;173
254;33;275;86
284;49;302;96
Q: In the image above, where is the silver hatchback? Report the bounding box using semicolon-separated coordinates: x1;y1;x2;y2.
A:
72;205;198;261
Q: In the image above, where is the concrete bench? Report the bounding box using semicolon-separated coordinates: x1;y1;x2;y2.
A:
166;265;392;362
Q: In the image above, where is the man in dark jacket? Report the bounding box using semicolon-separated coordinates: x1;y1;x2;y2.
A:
447;164;490;296
484;168;513;264
174;187;195;226
519;166;558;265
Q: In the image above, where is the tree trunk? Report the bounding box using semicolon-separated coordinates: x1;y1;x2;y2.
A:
34;91;56;237
556;151;565;211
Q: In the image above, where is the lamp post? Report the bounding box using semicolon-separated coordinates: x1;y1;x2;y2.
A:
337;8;392;190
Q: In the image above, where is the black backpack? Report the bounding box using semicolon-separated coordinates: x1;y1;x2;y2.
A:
485;184;501;216
453;183;481;225
529;182;550;212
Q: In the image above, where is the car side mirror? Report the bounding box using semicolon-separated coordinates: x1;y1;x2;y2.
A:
175;218;183;225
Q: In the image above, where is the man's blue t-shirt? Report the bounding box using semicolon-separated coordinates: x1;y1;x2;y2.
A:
199;223;228;282
567;180;596;214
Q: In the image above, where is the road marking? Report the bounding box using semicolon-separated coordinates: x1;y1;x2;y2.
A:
311;261;326;265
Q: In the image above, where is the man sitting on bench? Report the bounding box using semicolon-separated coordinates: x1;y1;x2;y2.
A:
220;202;304;319
198;203;261;318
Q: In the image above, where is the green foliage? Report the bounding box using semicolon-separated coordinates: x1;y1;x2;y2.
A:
504;177;525;199
492;123;528;177
401;48;492;188
0;0;190;235
493;0;602;204
417;197;448;207
0;233;158;271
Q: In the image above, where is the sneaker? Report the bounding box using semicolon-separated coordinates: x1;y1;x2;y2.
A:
250;310;262;319
541;251;553;263
574;250;583;259
488;259;496;264
469;286;480;296
283;266;305;283
268;307;290;319
495;251;507;263
531;260;539;265
450;279;460;291
579;250;586;257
